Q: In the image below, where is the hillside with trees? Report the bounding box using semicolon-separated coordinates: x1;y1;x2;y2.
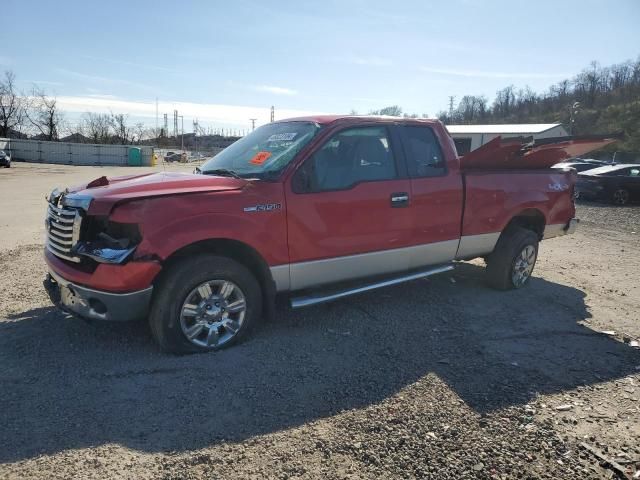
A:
365;58;640;158
438;58;640;157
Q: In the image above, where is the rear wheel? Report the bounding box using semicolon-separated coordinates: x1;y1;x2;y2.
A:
486;227;539;290
611;188;629;205
149;254;262;354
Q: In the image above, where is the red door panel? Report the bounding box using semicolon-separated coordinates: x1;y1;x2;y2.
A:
286;179;413;262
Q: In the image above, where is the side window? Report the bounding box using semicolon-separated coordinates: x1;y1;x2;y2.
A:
294;127;397;192
453;137;472;156
401;126;446;177
629;168;639;177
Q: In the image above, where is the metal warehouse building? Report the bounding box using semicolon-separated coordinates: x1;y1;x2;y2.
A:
447;124;568;155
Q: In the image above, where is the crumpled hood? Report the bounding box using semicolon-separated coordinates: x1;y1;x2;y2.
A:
69;172;247;215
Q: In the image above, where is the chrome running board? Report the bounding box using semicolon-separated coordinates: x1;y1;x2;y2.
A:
290;264;454;309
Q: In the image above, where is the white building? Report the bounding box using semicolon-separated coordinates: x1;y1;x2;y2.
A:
447;124;568;155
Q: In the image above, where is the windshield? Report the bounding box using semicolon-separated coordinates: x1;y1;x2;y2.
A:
200;121;321;179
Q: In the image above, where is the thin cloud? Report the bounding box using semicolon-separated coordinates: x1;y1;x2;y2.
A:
28;80;64;87
420;66;569;79
253;85;298;96
79;55;177;73
55;95;324;127
55;68;164;93
352;56;393;67
333;56;393;67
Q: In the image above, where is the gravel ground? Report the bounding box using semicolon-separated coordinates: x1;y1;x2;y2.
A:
0;163;639;479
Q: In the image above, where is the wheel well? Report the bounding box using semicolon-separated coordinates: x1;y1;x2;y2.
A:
161;239;276;319
503;209;546;239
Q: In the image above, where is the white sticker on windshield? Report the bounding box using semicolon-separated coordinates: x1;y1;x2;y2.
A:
267;133;297;142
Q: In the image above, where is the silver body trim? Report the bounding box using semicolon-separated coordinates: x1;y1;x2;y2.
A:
455;232;501;259
269;264;291;292
288;240;459;291
290;265;454;308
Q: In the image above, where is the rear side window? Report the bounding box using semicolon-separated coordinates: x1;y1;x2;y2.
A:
400;126;446;177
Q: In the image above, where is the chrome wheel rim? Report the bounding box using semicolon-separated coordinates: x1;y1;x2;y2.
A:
613;189;629;205
512;245;536;287
179;280;246;348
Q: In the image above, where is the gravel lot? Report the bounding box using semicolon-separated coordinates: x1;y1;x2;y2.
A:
0;163;639;479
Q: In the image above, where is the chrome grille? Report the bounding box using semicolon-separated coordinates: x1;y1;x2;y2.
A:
46;203;82;263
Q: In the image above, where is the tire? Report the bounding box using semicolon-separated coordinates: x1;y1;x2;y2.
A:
611;188;629;205
486;227;539;290
149;254;262;354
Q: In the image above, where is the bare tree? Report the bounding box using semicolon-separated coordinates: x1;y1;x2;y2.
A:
27;87;63;141
0;70;26;137
109;112;132;145
82;112;111;143
369;105;403;116
133;122;147;144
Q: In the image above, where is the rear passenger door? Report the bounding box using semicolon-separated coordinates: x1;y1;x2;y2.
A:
285;125;414;290
396;125;464;267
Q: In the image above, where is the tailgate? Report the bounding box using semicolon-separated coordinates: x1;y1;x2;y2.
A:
460;133;623;170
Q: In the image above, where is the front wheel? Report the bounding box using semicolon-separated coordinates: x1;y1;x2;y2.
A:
611;188;629;205
149;254;262;354
486;227;539;290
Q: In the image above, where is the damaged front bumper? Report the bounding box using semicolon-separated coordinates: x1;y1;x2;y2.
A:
44;269;153;322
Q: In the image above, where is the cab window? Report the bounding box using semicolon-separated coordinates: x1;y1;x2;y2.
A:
400;126;446;177
293;126;397;192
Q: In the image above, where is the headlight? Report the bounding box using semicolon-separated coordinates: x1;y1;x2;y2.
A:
62;193;92;210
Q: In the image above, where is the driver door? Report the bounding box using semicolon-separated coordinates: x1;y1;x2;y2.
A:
285;125;414;290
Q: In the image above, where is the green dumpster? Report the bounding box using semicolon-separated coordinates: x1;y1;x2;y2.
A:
127;147;142;166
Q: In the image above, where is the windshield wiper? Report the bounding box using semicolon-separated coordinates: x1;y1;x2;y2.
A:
201;168;243;179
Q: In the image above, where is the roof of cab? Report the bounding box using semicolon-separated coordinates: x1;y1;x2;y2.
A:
276;115;441;126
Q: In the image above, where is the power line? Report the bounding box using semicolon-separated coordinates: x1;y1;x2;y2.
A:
249;118;257;131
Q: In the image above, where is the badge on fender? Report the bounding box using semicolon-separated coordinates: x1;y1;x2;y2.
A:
244;203;282;213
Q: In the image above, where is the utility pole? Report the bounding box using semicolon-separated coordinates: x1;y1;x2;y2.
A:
163;113;168;141
250;118;257;131
448;96;455;122
193;118;198;155
173;110;178;139
179;115;184;152
155;97;158;143
270;106;275;123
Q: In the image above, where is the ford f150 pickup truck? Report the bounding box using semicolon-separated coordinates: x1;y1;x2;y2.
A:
43;116;618;353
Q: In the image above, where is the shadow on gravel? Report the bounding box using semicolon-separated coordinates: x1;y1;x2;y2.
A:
1;263;639;463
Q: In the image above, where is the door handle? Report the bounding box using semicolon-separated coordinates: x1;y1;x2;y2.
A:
390;192;409;207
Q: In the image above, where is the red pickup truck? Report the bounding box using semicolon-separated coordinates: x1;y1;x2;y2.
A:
44;116;616;353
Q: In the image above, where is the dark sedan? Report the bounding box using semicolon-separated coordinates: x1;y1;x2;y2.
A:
576;164;640;205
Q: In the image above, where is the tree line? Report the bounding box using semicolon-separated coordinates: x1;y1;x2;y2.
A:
0;70;156;144
361;57;640;154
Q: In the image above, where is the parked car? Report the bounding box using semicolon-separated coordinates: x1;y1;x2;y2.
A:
576;164;640;205
164;151;182;162
0;150;11;168
42;116;617;353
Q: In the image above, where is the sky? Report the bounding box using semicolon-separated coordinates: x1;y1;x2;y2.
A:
2;0;639;132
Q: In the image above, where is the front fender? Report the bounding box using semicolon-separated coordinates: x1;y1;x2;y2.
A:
139;212;288;266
